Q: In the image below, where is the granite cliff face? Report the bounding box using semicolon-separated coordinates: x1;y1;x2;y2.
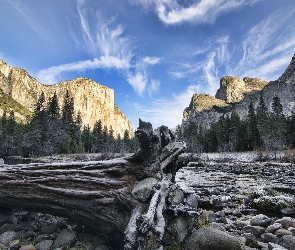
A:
183;54;295;130
0;59;134;137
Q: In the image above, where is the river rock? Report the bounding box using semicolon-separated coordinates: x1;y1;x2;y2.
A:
274;229;293;237
243;226;265;237
35;240;53;250
275;217;295;229
51;229;76;249
261;233;278;243
19;244;36;250
0;231;18;245
184;227;245;250
186;193;198;209
276;235;295;249
265;223;282;233
131;178;157;202
250;214;271;228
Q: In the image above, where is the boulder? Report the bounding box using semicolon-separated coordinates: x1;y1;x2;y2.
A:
250;214;271;228
276;235;295;249
184;227;245;250
0;231;17;245
51;229;76;249
35;240;53;250
131;178;157;202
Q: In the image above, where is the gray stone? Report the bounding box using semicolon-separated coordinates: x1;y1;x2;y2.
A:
268;242;288;250
232;210;243;218
242;225;265;238
186;194;198;209
164;214;192;244
281;208;295;216
274;228;293;237
172;189;184;204
19;245;36;250
266;223;282;233
0;223;18;234
52;229;76;249
9;240;21;250
250;214;271;228
35;240;53;250
184;227;245;250
24;231;36;239
131;178;157;202
276;235;295;249
275;217;295;229
19;224;37;232
0;231;17;245
261;233;278;243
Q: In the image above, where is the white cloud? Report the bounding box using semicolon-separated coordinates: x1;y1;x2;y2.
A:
130;0;263;25
234;9;295;81
148;79;160;96
38;57;130;84
143;56;161;65
203;52;219;96
127;73;147;97
37;2;161;95
135;85;200;128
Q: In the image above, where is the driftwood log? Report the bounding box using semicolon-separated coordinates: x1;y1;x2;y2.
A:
0;119;197;249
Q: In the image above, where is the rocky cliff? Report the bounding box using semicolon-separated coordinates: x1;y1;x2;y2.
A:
183;54;295;129
0;59;134;137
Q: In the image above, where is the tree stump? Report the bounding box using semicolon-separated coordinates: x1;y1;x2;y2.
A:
0;119;197;249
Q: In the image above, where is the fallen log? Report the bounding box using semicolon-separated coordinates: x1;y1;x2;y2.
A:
0;119;197;249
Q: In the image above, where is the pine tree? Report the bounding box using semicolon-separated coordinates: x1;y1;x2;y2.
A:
256;95;269;149
268;95;286;153
48;92;60;119
92;120;103;152
247;101;259;150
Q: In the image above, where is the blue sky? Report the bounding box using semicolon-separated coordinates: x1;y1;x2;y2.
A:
1;0;295;129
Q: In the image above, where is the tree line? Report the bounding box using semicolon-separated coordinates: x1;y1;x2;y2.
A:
178;95;295;153
0;91;139;157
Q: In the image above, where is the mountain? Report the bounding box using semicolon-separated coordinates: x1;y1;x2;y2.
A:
182;54;295;130
0;59;134;137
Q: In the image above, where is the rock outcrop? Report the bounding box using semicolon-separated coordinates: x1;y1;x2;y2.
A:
183;54;295;130
0;59;134;137
215;76;268;103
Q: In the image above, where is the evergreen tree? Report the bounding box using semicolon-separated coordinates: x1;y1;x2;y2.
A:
81;124;92;153
92;120;103;152
268;95;286;153
48;92;60;119
247;101;259;150
256;95;269;149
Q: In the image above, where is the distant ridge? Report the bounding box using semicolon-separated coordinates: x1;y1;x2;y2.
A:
0;59;134;137
183;54;295;130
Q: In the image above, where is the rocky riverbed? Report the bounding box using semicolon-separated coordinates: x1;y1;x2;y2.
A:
176;153;295;250
1;152;295;250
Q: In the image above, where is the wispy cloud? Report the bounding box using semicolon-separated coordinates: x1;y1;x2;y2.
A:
234;9;295;81
168;35;230;95
38;1;161;96
168;8;295;97
127;56;161;96
130;0;262;25
38;57;130;83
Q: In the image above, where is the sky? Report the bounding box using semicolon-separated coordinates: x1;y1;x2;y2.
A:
1;0;295;130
